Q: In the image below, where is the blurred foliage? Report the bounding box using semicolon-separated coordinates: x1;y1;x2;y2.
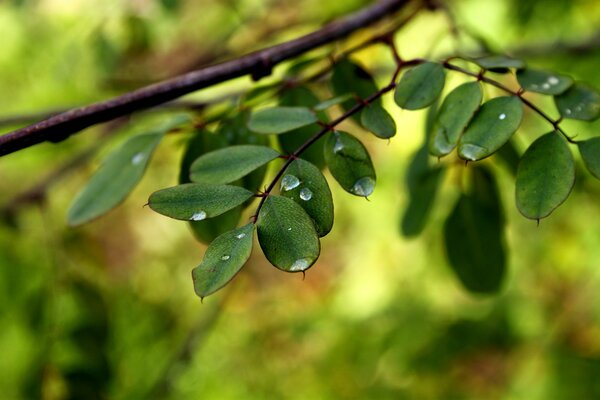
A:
1;0;600;399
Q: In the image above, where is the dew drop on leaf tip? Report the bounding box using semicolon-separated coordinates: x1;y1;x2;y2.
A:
190;211;207;221
281;175;301;191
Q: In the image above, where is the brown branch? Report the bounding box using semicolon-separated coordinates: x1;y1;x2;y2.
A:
0;0;412;157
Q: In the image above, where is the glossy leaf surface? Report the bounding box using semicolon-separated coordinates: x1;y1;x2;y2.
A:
148;183;253;221
68;132;163;226
517;69;572;95
190;145;279;184
394;62;445;110
429;82;482;156
578;137;600;179
192;224;254;298
279;158;334;237
516;132;575;219
257;196;320;272
458;96;523;161
324;131;376;197
444;167;505;294
361;103;397;139
247;106;318;134
554;83;600;121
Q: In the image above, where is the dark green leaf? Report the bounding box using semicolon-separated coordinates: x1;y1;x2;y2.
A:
578;137;600;179
324;131;376;197
361;103;396;139
429;82;482;156
257;196;320;272
68;132;163;226
394;62;445;110
401;167;445;237
313;94;354;111
189;207;243;245
279;158;334;237
516;132;575;219
247;106;318;134
554;83;600;121
458;96;523;161
330;58;379;104
444;166;505;294
190;145;279;184
278;86;327;169
192;224;254;298
148;183;253;221
495;139;521;176
517;69;572;95
472;55;525;72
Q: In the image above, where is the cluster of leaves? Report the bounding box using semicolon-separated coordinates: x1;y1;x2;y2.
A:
67;50;600;299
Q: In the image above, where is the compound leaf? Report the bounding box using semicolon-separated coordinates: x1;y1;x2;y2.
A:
148;183;253;221
516;132;575;219
394;62;445;110
279;158;334;237
192;224;254;298
257;196;320;272
324;131;376;197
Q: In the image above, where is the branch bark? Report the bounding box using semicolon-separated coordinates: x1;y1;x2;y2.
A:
0;0;411;157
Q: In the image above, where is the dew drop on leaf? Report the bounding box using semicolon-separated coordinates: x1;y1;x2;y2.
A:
281;175;301;191
290;258;311;271
235;233;246;239
299;187;313;201
131;152;145;165
499;113;506;120
190;210;207;221
351;177;375;197
220;255;230;261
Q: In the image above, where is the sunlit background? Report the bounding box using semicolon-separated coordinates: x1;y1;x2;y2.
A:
2;0;600;398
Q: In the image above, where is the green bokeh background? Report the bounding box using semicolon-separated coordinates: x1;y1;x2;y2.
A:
2;0;600;398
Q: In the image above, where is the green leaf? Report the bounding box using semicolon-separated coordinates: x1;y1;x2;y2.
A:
516;132;575;220
323;131;376;197
247;106;318;134
517;69;573;95
361;103;397;139
190;145;279;184
313;94;354;111
458;96;524;161
444;166;506;294
278;86;327;169
495;139;521;176
394;62;445;110
554;83;600;121
189;207;243;245
429;82;482;156
257;196;320;272
401;166;445;237
148;183;253;221
578;137;600;180
472;55;525;73
68;132;163;226
192;224;254;298
279;158;334;237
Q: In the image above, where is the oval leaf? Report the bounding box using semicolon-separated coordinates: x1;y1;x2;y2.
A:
429;82;482;156
458;96;524;161
361;103;397;139
190;145;279;184
444;167;506;294
578;137;600;180
331;58;379;105
192;224;254;298
148;183;253;221
279;158;334;237
472;55;525;73
516;132;575;219
247;106;318;134
554;83;600;121
401;166;445;237
394;62;445;110
324;131;376;197
517;69;572;95
68;132;163;226
257;195;320;272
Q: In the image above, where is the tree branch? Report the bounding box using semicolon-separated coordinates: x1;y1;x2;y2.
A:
0;0;412;157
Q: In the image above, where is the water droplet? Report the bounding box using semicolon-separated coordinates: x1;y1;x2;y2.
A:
351;177;375;197
235;233;246;239
576;105;583;112
220;255;230;261
542;83;551;90
498;113;506;120
333;133;344;153
190;211;207;221
299;187;313;201
459;143;489;161
287;227;292;231
548;76;560;85
290;258;311;271
565;108;572;115
131;152;145;165
281;175;300;191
